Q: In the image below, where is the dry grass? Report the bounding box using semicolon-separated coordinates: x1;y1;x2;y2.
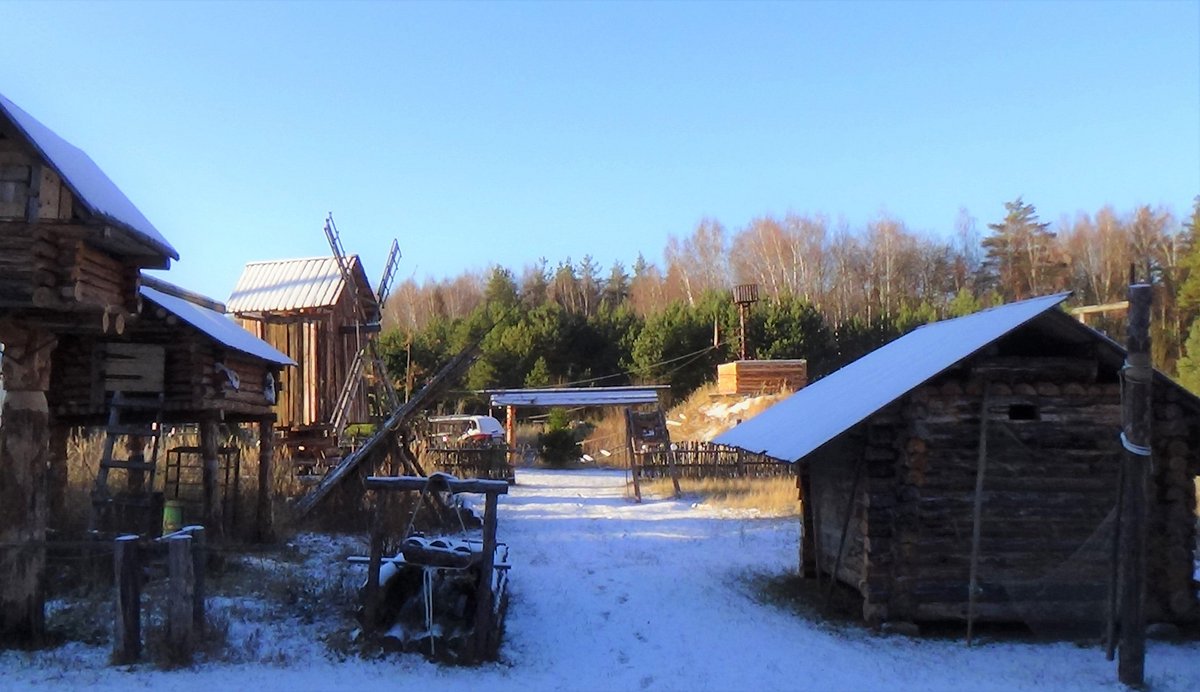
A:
641;476;800;517
59;426;302;541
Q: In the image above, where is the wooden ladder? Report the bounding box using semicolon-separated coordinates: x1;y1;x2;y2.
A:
89;391;165;535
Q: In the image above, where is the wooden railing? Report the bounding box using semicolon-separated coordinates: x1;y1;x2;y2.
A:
424;444;514;482
632;441;791;480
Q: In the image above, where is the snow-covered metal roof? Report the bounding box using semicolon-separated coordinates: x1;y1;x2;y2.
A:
0;92;178;260
487;386;668;407
226;255;375;314
713;293;1072;463
140;285;295;366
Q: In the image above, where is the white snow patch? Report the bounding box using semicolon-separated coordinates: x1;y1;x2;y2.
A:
3;468;1198;691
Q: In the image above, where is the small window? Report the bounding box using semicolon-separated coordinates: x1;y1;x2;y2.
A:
1008;404;1039;421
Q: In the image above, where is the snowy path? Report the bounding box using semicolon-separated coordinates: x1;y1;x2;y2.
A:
3;468;1199;690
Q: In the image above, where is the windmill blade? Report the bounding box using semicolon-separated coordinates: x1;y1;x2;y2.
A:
323;213;358;294
375;238;401;310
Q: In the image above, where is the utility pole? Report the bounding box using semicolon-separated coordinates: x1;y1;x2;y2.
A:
1117;281;1152;686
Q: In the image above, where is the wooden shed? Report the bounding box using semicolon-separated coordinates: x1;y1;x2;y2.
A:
0;92;178;644
716;293;1199;628
226;255;378;430
48;275;294;537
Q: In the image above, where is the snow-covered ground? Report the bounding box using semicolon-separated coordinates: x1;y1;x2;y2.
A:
3;469;1198;690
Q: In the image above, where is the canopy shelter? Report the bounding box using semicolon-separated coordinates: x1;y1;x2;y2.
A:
481;386;672;483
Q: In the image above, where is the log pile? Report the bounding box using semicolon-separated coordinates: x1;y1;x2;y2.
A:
0;223;137;329
716;359;807;395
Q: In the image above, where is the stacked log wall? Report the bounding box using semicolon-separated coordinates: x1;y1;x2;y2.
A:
894;377;1124;622
1149;384;1199;622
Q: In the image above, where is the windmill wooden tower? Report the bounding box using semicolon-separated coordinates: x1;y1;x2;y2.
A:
228;216;402;474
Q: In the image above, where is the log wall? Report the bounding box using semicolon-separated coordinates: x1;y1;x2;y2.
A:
809;356;1199;626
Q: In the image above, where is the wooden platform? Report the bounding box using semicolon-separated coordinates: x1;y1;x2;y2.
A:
716;359;807;395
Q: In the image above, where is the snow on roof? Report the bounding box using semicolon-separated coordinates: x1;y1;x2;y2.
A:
487;386;667;407
226;255;375;314
0;92;178;260
713;293;1072;463
140;285;295;366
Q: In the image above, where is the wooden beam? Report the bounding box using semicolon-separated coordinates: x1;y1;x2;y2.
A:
255;417;275;543
966;380;990;646
365;475;509;495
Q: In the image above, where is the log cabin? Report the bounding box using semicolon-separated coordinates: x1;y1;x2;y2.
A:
716;293;1199;629
48;275;294;539
0;92;179;644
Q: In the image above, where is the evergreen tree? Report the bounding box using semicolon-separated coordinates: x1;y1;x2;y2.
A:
982;197;1063;300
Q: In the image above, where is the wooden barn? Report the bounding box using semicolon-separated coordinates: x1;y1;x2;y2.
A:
0;92;179;644
226;255;379;430
48;275;294;538
716;293;1199;628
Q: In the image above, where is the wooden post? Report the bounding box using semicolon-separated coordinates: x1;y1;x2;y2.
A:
0;322;54;646
799;470;816;578
667;444;683;499
364;509;383;636
505;404;516;468
966;380;990;646
1118;283;1152;686
167;535;194;665
47;420;69;533
472;491;500;660
255;416;275;543
826;459;864;604
112;535;141;664
190;526;206;633
199;417;223;538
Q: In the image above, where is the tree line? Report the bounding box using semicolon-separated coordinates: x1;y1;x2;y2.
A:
379;196;1200;400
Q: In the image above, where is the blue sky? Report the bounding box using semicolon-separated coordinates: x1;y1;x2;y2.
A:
2;1;1197;301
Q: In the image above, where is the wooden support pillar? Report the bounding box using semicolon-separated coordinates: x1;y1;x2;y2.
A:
1118;283;1152;686
799;470;816;578
472;491;500;660
47;420;70;533
255;416;275;543
112;535;141;664
505;404;516;467
199;417;222;538
364;505;383;636
0;322;55;646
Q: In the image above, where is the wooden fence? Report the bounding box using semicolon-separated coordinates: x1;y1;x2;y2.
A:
423;445;514;482
632;441;792;480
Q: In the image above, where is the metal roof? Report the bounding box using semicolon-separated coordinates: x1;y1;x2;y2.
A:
713;293;1072;462
141;285;295;366
487;386;668;407
226;255;375;314
0;92;178;261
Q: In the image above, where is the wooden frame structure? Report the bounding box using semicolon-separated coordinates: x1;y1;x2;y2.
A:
0;93;179;645
48;276;294;540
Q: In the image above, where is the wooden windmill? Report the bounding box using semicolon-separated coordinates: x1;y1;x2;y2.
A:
324;214;402;443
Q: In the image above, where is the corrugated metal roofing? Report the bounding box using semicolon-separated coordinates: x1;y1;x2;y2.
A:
488;386;667;407
713;293;1072;462
141;285;295;366
226;255;375;314
0;92;178;260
